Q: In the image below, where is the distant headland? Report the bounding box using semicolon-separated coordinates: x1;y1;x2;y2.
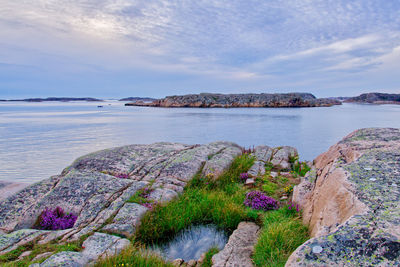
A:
0;97;102;102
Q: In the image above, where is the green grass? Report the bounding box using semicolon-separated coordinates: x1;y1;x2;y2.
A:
201;247;219;267
0;234;90;266
94;245;174;267
0;240;82;266
135;154;255;244
252;207;309;267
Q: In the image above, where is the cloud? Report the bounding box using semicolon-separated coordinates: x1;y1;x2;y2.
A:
0;0;400;97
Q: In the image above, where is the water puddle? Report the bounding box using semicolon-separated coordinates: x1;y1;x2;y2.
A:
151;224;228;261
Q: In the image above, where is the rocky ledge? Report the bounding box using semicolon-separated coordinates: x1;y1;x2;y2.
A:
125;93;341;108
288;128;400;266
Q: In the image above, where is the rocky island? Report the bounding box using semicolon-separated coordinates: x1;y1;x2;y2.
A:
125;92;341;108
344;92;400;104
0;97;103;102
0;128;399;266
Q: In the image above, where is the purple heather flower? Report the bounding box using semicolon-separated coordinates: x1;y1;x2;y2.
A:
244;191;277;211
240;173;249;181
37;207;77;230
115;173;130;179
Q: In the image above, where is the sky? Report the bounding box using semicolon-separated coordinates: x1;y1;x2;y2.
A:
0;0;400;99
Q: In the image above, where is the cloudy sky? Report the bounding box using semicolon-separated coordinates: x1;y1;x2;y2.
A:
1;0;400;98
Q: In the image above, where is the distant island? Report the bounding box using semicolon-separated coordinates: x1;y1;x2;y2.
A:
0;97;102;102
119;97;157;102
125;92;341;108
344;92;400;104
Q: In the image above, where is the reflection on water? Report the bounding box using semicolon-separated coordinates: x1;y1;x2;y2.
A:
1;101;400;183
151;224;227;261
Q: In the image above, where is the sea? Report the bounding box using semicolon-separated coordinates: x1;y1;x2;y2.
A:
1;100;399;184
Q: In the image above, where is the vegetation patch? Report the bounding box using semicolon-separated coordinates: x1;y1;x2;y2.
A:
135;154;256;244
252;206;309;267
94;245;174;267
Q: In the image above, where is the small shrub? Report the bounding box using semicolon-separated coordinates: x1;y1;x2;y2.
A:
284;185;293;195
243;191;277;211
35;207;77;230
292;161;311;177
264;162;274;171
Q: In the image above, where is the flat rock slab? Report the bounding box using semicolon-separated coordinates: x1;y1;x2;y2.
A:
212;222;260;267
32;232;131;266
31;251;89;267
288;128;400;266
102;202;148;237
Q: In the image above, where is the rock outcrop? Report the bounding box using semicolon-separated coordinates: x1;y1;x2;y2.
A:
288;128;400;266
0;141;242;265
125;93;341;108
212;222;260;267
345;92;400;104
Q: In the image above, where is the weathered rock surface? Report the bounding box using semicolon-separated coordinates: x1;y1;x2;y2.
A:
102;202;148;237
288;128;400;266
212;222;260;267
126;93;341;108
0;141;242;265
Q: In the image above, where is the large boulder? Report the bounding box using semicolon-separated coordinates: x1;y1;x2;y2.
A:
288;128;400;266
0;141;242;264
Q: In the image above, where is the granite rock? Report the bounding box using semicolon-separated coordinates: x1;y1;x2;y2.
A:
288;128;400;266
212;222;260;267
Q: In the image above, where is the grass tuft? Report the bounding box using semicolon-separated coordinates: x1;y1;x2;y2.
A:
252;207;309;267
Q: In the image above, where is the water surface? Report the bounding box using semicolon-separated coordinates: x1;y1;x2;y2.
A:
1;101;400;183
151;224;228;261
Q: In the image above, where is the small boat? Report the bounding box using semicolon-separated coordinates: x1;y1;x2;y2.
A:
97;105;103;108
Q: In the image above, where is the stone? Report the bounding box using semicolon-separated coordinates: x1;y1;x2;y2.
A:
197;252;206;265
172;258;184;266
253;146;273;162
36;251;89;267
202;144;242;178
270;146;298;171
187;259;197;267
81;232;130;261
287;128;400;267
102;202;148;237
212;222;260;267
18;250;32;260
31;252;53;262
244;178;255;186
247;161;265;177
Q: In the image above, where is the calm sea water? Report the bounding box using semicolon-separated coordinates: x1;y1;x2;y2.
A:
1;101;400;184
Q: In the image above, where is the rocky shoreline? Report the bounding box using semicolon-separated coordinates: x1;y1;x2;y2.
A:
125;93;341;108
0;128;399;266
344;92;400;104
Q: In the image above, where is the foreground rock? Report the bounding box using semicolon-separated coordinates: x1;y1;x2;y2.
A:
0;142;242;264
288;128;400;266
345;92;400;104
212;222;260;267
126;93;341;108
